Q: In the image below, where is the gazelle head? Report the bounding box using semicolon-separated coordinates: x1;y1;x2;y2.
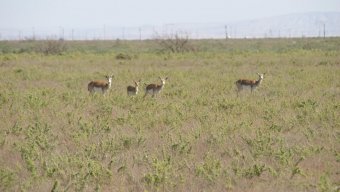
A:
159;76;168;85
134;79;141;87
257;73;265;81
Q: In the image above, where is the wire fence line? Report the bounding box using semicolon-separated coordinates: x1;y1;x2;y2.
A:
1;24;339;40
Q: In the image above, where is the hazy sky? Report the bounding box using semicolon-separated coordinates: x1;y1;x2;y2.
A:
1;0;340;29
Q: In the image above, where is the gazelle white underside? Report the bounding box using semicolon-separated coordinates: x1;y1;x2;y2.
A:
238;85;256;90
93;87;106;93
146;89;161;94
128;90;138;95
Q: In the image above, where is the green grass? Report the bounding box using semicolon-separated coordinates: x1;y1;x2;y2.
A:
0;38;339;191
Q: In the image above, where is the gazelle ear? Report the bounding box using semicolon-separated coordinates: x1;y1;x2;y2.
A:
257;73;260;75
165;77;169;80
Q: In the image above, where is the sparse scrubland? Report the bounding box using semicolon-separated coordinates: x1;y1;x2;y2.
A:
0;38;339;191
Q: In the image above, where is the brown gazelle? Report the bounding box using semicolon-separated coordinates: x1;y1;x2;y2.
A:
127;80;141;96
88;75;113;94
235;73;265;95
144;77;168;98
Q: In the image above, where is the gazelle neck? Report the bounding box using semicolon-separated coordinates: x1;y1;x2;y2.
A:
256;76;263;85
108;79;112;88
160;81;165;89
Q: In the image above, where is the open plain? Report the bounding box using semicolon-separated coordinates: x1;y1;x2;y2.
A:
0;38;339;191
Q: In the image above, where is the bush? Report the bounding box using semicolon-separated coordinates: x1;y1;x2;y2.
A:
115;53;132;60
155;33;196;53
38;40;67;55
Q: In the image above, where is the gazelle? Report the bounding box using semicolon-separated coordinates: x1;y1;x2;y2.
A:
144;77;168;98
88;75;113;94
127;79;141;96
235;73;265;95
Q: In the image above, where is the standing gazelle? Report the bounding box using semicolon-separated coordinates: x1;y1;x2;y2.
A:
235;73;265;95
88;75;113;94
127;80;141;96
144;77;168;98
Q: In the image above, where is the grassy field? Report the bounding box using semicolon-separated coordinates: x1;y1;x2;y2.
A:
0;38;339;191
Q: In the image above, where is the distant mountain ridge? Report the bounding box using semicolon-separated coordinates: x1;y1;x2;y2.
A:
1;12;339;40
159;12;340;39
224;12;340;38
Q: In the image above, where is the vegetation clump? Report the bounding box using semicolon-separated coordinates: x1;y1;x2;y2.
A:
38;40;68;55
